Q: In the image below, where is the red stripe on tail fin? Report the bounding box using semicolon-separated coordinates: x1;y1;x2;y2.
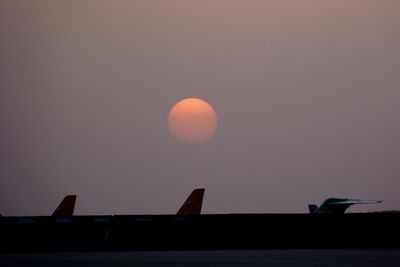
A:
52;195;76;216
177;189;205;215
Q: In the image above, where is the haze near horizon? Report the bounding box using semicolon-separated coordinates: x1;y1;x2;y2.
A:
1;1;399;215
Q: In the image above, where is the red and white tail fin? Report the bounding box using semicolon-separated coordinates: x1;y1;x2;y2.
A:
52;195;76;216
177;189;205;215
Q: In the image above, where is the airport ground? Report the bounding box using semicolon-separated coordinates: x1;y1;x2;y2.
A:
1;249;400;267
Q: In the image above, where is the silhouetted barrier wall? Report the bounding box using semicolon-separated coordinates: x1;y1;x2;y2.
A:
1;213;399;252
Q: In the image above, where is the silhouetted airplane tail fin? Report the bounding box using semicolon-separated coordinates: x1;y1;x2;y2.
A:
52;195;76;216
177;189;205;215
308;198;383;214
308;204;319;214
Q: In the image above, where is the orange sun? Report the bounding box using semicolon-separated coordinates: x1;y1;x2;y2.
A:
168;98;218;144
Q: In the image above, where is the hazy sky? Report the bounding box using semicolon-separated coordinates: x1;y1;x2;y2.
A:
1;1;399;215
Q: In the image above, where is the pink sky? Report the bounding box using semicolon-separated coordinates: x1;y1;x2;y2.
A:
1;1;399;215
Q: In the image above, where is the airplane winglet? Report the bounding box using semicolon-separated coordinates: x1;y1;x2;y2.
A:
308;204;319;214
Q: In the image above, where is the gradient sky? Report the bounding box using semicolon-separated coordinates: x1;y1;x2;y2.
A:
1;1;399;215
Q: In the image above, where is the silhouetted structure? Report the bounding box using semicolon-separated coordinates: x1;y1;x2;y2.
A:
52;195;77;217
1;192;399;252
177;189;205;215
308;198;382;214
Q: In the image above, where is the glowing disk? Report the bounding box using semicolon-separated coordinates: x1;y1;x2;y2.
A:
168;98;218;144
